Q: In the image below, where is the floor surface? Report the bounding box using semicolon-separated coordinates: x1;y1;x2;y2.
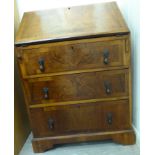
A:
19;134;140;155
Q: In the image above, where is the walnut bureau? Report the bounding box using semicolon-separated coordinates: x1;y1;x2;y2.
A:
15;2;135;153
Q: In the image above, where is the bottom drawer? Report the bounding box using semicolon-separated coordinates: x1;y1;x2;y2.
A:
30;100;131;138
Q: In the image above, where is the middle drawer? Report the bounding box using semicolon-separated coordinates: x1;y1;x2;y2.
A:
27;69;129;105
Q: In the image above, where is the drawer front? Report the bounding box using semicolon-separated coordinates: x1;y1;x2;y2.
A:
27;69;128;105
19;39;126;77
30;100;130;138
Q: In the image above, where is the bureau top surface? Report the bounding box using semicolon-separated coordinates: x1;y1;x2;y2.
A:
15;2;129;46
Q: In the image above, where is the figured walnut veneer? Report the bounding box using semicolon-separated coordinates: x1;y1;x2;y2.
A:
15;2;135;153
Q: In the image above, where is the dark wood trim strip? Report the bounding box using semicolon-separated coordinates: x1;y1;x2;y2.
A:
15;32;129;47
23;66;129;79
33;129;133;141
29;97;129;108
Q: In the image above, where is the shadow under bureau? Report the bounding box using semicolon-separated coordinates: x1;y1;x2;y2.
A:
15;2;135;153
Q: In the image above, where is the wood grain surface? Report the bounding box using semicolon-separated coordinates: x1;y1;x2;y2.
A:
15;2;129;46
27;69;129;105
19;38;125;76
32;129;135;152
16;36;130;79
15;2;135;153
30;99;130;138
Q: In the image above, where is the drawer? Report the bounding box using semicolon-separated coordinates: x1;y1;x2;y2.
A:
18;38;127;77
30;100;130;138
27;69;129;105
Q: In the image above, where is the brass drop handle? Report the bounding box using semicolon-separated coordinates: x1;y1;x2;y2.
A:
104;81;111;94
43;87;49;99
107;112;113;125
48;118;54;130
103;49;109;64
38;58;45;72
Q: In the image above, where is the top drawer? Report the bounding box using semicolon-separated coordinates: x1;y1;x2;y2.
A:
17;37;129;78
